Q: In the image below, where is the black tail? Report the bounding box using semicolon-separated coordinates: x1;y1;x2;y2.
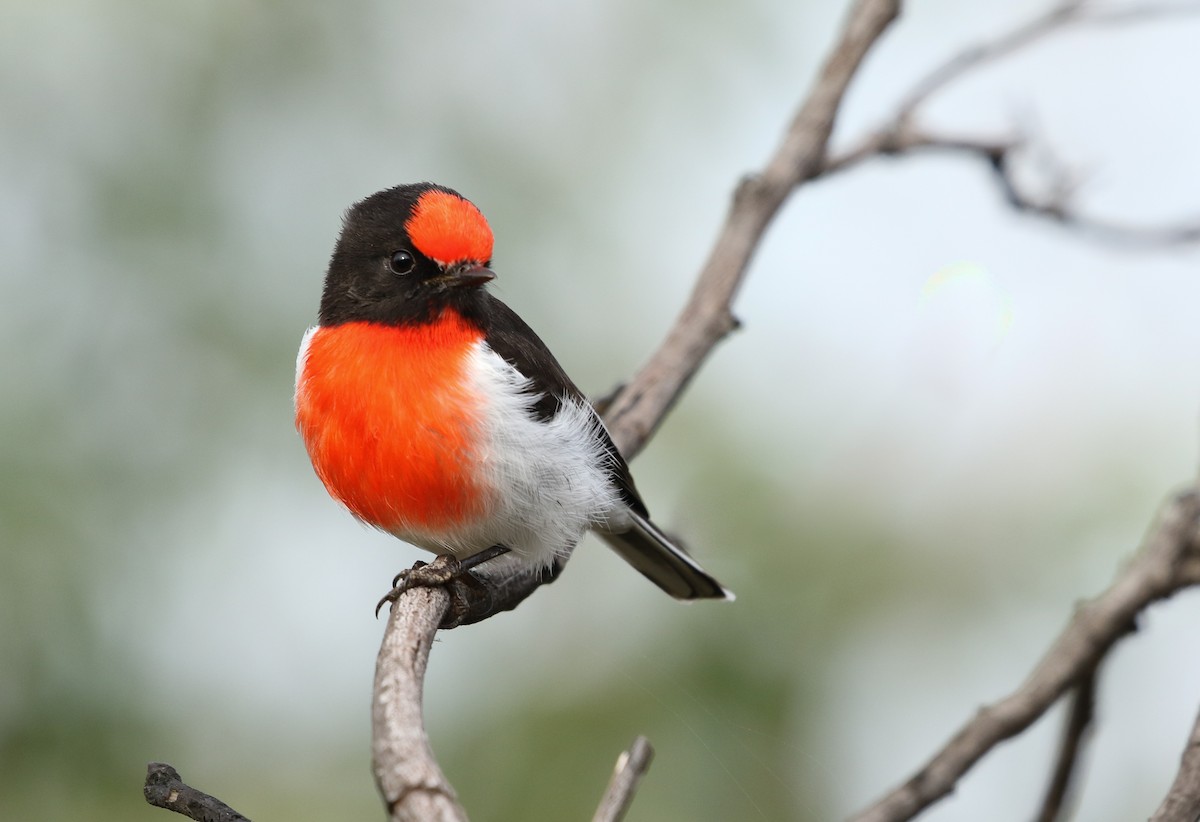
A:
599;512;733;600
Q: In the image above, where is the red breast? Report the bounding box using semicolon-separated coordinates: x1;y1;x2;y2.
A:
295;310;491;534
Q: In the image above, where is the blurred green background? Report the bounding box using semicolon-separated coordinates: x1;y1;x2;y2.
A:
4;1;1200;820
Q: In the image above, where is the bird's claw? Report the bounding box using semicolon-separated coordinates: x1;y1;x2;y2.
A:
375;555;461;617
375;546;511;628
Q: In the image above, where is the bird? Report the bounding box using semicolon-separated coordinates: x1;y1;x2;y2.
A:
294;182;731;626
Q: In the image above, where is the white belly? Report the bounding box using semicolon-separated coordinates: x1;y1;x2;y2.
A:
391;341;627;575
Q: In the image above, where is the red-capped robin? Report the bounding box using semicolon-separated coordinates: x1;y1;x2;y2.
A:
295;183;731;626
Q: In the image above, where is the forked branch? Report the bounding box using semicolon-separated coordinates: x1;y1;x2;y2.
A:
145;1;1200;820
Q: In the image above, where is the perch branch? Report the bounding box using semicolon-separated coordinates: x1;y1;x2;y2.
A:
143;762;251;822
592;736;656;822
1150;702;1200;822
372;585;468;822
850;487;1200;822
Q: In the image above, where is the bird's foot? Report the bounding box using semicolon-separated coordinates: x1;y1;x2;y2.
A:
376;545;510;628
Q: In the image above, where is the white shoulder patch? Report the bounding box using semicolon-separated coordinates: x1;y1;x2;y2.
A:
294;325;319;406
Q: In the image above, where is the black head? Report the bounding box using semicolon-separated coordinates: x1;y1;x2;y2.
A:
318;183;496;327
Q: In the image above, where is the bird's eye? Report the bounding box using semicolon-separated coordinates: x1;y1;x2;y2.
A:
388;250;415;275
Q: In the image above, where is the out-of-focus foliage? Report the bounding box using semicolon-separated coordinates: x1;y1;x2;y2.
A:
4;1;1200;820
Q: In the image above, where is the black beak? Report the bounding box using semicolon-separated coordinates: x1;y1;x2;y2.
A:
437;263;496;289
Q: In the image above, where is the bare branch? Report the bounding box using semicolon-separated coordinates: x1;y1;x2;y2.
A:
1034;663;1099;822
372;587;468;822
143;762;251;822
602;0;901;457
1150;702;1200;822
823;126;1016;176
850;487;1200;822
823;1;1200;245
592;736;656;822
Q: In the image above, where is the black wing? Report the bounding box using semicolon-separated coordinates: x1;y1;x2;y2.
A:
475;294;649;519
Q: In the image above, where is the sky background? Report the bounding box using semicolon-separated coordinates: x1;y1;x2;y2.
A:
3;0;1200;820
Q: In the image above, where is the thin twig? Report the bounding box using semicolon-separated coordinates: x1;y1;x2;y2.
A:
1150;702;1200;822
850;487;1200;822
894;0;1085;120
592;736;656;822
896;0;1200;120
1068;1;1200;25
825;129;1200;245
1034;663;1100;822
823;127;1016;176
143;762;251;822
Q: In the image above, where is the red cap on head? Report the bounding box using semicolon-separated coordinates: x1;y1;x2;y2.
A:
405;189;494;265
